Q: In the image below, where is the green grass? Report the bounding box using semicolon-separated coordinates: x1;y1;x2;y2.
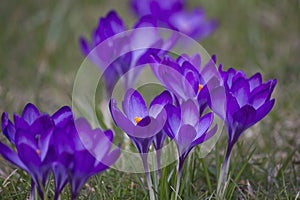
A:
0;0;299;199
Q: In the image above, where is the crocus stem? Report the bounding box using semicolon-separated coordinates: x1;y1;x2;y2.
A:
217;145;232;199
30;180;35;200
174;160;183;200
141;154;155;200
156;150;161;177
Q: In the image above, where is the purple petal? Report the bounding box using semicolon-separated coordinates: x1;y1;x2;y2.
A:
252;99;275;127
176;124;197;156
0;142;27;170
22;103;40;125
13;113;29;131
73;150;95;174
164;104;181;139
122;89;148;123
208;86;226;120
110;99;136;135
52;162;69;195
150;90;172;108
226;93;240;119
75;118;114;161
195;112;213;138
233;105;256;128
15;129;37;149
153;130;167;150
17;143;41;173
149;90;172;117
30;115;54;134
201;56;219;83
97;146;120;169
181;99;199;126
134;116;165;138
168;9;216;40
192;124;217;147
231;77;250;107
248;73;262;91
79;36;90;56
52;106;73;128
1;112;16;143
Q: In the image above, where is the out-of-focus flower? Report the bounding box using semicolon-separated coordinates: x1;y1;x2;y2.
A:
130;0;217;40
79;11;168;97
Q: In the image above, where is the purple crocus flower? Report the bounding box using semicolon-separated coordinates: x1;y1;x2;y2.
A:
0;103;55;199
109;88;168;199
210;67;277;195
164;99;216;171
50;107;120;200
79;11;164;97
50;106;76;200
213;67;277;162
68;118;120;200
0;104;120;200
150;53;220;115
130;0;216;40
109;88;167;154
164;99;217;198
79;11;131;96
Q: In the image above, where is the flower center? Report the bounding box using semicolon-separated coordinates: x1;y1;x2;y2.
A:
198;84;203;93
36;149;41;156
134;117;142;125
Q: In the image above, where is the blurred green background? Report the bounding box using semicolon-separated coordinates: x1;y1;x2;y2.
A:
0;0;299;198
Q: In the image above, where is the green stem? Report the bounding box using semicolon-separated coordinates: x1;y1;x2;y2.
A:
142;154;155;200
217;149;231;199
174;161;182;200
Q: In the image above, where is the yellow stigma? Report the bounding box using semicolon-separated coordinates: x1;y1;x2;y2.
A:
134;117;142;124
36;149;41;156
198;84;203;93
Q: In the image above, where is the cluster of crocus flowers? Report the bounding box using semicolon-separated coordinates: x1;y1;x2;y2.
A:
130;0;217;40
0;103;120;200
80;0;217;97
110;88;218;199
0;0;278;199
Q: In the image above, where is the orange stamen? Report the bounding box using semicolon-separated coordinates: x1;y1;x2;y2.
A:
198;84;203;93
134;117;142;124
36;149;41;156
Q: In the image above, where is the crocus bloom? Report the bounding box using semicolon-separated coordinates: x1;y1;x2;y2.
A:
109;88;168;200
0;103;55;199
164;99;216;198
79;11;165;97
130;0;216;40
150;53;220;115
0;104;120;200
211;67;276;196
110;88;167;154
213;67;277;161
164;99;216;171
49;107;120;200
68;118;120;200
50;106;77;200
